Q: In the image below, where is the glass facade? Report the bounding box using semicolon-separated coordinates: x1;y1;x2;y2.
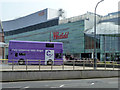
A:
5;20;85;58
100;35;120;61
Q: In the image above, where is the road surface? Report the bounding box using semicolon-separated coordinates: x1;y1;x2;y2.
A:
1;78;119;88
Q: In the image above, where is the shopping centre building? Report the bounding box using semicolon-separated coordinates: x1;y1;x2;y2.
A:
0;8;120;61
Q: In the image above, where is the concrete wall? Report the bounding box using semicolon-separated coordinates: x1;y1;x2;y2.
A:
1;70;119;82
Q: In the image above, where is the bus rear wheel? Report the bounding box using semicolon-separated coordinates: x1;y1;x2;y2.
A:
18;59;25;65
47;60;53;65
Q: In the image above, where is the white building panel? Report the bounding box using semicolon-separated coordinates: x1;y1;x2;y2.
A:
47;8;58;20
1;8;59;32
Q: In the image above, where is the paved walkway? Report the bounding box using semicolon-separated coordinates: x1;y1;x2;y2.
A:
0;64;119;71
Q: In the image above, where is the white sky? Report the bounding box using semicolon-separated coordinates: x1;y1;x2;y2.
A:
0;0;119;21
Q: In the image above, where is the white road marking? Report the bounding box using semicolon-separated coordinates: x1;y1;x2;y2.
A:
51;84;65;88
91;83;94;85
4;86;21;88
24;86;29;88
50;87;58;88
59;84;64;87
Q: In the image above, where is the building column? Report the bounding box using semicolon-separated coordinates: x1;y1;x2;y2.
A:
79;53;81;59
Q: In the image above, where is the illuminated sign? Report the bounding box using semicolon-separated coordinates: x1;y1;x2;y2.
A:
53;32;69;39
38;11;44;16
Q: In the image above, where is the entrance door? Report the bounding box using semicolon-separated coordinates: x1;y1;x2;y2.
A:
45;50;54;65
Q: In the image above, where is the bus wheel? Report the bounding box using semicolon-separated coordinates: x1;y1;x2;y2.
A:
47;60;53;65
18;59;25;65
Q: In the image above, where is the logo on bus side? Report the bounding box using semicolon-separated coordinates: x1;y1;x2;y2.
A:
53;32;69;39
46;50;53;57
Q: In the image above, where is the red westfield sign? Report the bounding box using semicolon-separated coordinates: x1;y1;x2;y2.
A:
53;32;69;39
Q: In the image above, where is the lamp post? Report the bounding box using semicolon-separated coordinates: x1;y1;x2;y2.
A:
94;0;104;69
0;19;5;59
50;32;52;42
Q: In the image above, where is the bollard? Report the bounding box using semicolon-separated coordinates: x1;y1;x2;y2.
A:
39;60;41;71
26;59;28;70
12;59;14;70
92;60;94;70
73;60;75;70
105;61;106;70
0;60;2;64
113;61;114;70
51;63;53;70
5;60;7;64
83;60;85;70
62;60;64;70
2;60;4;64
96;60;97;70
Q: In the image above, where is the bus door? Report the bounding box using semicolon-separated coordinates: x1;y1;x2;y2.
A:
45;50;54;65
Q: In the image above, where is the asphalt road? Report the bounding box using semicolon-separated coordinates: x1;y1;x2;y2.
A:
1;78;119;88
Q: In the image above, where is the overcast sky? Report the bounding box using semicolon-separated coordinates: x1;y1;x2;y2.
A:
0;0;119;21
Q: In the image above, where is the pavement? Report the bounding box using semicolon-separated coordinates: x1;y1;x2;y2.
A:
0;64;119;71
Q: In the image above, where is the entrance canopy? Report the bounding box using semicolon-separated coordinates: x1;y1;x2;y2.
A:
0;42;8;47
84;22;120;35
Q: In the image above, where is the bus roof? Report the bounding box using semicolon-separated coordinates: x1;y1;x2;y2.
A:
9;40;63;44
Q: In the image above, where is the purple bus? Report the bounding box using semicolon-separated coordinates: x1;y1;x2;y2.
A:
8;40;63;65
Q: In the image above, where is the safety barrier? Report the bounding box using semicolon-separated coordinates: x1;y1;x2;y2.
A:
0;59;8;64
0;59;120;71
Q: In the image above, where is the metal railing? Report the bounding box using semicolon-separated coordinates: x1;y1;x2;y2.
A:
0;59;119;71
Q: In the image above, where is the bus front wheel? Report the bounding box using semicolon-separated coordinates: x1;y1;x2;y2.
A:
18;59;25;65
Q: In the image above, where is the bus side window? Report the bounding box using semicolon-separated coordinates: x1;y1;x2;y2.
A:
46;43;54;48
19;53;26;56
15;53;18;57
55;53;62;59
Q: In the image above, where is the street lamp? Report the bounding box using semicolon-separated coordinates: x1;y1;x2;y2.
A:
0;19;5;59
94;0;104;69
